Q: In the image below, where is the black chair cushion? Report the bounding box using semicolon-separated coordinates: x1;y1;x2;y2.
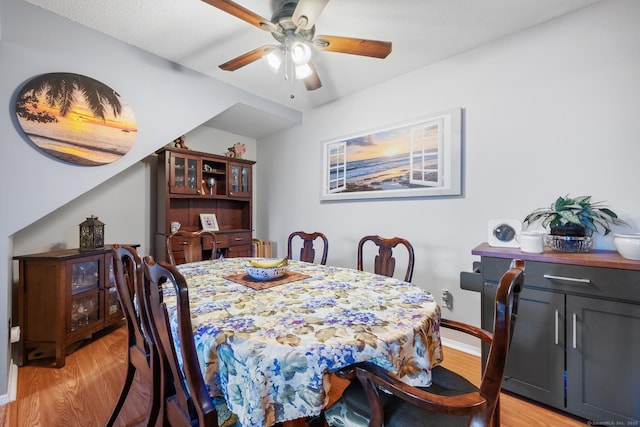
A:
325;366;478;427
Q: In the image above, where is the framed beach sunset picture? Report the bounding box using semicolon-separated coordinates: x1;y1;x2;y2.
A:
321;107;462;201
15;72;136;166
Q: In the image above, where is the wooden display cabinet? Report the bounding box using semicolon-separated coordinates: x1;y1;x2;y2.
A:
156;147;255;260
14;245;130;368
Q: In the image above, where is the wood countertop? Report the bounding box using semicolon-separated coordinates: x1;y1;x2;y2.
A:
472;242;640;271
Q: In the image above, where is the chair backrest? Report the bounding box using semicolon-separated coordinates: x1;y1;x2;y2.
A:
142;257;219;427
112;244;154;364
357;235;415;282
287;231;329;265
479;259;524;412
351;260;524;427
108;245;160;426
166;230;217;265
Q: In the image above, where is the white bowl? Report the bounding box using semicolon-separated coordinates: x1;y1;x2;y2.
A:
613;233;640;260
245;266;287;281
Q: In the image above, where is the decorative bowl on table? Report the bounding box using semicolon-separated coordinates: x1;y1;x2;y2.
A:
546;235;593;253
613;233;640;260
245;266;287;281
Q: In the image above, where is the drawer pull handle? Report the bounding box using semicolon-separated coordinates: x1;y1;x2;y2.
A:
543;274;591;284
572;313;577;349
554;310;559;345
234;237;245;241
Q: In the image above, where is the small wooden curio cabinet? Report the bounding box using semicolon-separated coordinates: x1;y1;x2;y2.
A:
14;245;130;368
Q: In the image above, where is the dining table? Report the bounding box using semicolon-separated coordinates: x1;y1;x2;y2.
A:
167;257;443;427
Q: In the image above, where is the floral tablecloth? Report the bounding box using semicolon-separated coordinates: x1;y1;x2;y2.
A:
170;258;443;427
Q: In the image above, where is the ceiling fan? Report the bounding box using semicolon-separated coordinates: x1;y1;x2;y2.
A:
202;0;392;91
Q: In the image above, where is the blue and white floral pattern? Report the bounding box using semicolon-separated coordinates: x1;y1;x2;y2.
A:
169;259;442;427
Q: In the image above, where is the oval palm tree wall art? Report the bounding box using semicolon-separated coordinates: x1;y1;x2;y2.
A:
15;73;136;166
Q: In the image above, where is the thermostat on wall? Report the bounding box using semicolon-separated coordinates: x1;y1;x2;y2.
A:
488;219;522;247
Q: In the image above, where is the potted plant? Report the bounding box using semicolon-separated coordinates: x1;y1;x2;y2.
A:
524;195;626;252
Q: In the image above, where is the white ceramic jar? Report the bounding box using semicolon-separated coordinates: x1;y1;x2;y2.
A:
519;231;546;253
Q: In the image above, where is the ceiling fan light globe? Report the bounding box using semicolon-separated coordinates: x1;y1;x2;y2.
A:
291;42;312;65
264;47;283;72
295;63;313;79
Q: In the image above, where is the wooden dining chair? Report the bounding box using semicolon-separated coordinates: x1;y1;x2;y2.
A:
287;231;329;265
324;260;525;427
166;230;217;265
106;245;161;427
357;235;415;282
141;256;239;427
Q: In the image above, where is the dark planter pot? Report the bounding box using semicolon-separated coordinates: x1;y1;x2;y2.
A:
550;225;588;237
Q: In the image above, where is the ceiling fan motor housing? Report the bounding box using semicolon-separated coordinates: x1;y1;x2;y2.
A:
271;2;315;44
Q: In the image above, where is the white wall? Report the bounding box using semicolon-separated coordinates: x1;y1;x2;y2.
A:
256;0;640;348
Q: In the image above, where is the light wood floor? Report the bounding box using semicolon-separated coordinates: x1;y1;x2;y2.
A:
0;323;587;426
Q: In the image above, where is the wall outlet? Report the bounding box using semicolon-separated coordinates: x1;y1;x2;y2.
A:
441;289;453;310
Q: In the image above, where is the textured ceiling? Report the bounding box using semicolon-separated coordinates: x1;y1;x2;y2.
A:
23;0;601;138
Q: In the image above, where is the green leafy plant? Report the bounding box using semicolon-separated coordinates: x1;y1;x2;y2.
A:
524;195;626;236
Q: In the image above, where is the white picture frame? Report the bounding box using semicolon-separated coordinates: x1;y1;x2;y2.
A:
321;107;463;201
200;213;219;231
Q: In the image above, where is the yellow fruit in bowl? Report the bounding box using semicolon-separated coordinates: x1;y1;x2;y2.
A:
249;257;288;268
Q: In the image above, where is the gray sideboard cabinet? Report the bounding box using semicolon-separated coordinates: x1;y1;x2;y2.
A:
465;243;640;424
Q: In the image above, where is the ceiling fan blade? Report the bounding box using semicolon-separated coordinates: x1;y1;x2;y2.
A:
303;62;322;91
292;0;329;30
313;35;392;58
202;0;278;32
219;45;276;71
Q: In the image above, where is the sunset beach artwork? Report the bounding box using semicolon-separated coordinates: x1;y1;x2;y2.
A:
322;108;462;201
15;73;136;166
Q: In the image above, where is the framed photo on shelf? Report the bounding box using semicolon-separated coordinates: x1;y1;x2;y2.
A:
199;213;219;231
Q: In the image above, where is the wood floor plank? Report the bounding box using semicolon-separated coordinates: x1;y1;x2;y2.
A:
0;325;587;426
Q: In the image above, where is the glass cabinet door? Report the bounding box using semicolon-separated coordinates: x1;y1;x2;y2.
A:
229;162;251;197
105;254;122;318
70;292;101;331
68;253;104;332
170;154;201;194
71;258;100;294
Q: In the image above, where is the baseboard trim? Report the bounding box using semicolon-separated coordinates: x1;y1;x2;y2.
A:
0;356;20;405
441;337;482;357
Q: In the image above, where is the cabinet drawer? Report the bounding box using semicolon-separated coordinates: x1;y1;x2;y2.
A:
482;257;640;303
526;261;640;303
227;231;252;247
212;233;229;248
